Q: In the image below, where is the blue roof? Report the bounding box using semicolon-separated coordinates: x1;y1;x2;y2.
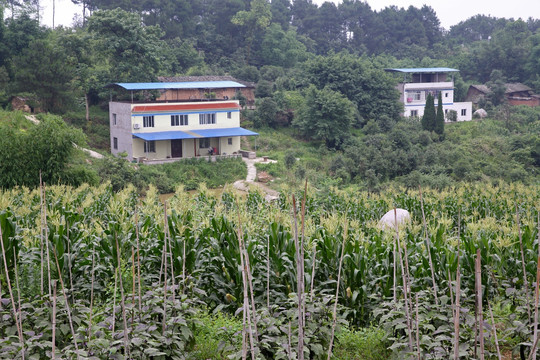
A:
192;127;258;137
133;127;258;141
111;81;246;91
133;131;197;141
385;67;459;73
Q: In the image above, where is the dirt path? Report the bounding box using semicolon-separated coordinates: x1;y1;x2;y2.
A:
234;157;279;201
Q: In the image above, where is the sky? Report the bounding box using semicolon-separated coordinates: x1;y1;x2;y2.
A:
41;0;540;30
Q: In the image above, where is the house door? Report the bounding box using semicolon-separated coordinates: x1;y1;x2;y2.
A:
171;139;182;158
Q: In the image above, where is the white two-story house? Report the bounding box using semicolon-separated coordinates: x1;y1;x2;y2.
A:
108;82;258;163
386;68;472;121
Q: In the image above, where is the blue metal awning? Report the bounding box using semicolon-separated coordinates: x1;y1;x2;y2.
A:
133;131;197;141
109;81;246;91
385;67;459;73
192;127;258;137
133;127;258;141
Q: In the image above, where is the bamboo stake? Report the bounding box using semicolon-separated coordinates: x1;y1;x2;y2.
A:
393;223;397;304
448;269;454;311
87;243;96;341
531;212;540;360
288;321;292;359
114;234;130;359
40;172;44;297
182;232;186;296
310;243;317;303
301;181;307;327
416;293;420;360
13;251;23;342
394;208;414;352
517;205;532;322
43;184;52;299
162;202;169;336
67;225;74;303
135;207;142;318
51;240;80;359
52;281;57;360
236;200;257;359
476;249;484;360
0;221;25;357
488;303;501;360
239;225;259;342
163;205;176;303
292;195;304;360
419;186;438;304
453;219;462;360
131;246;136;328
112;267;117;334
327;219;348;360
266;234;270;309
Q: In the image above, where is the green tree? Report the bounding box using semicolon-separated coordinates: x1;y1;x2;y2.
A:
435;92;444;135
231;0;272;63
421;93;436;132
293;85;356;148
13;37;75;112
0;114;85;188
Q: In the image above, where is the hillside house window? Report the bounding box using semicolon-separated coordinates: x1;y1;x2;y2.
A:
461;109;467;116
112;113;117;125
227;112;232;119
228;137;233;145
113;137;118;150
143;115;154;128
445;92;449;98
410;110;418;117
171;114;188;126
199;138;210;148
409;91;422;101
144;141;155;153
199;113;216;125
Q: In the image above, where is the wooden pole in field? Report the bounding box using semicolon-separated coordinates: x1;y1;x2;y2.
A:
419;186;439;305
394;208;414;352
416;293;420;360
43;183;52;299
327;219;348;360
112;267;117;334
476;249;484;360
488;303;501;360
517;205;532;322
310;243;317;303
87;243;96;341
0;221;25;358
52;280;57;360
236;199;255;360
530;212;540;360
266;234;270;309
301;181;307;327
292;195;304;360
135;207;142;318
114;234;130;359
51;239;80;359
13;252;23;343
162;202;169;336
453;217;462;360
40;172;44;297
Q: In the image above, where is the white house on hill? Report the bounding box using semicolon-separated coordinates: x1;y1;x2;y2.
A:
386;68;472;121
108;82;258;163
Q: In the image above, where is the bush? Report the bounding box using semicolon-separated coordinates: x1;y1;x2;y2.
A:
333;327;390;360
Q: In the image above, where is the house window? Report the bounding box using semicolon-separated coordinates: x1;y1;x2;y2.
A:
445;92;449;98
112;113;117;125
144;141;156;153
445;109;448;114
199;138;210;148
171;114;188;126
410;110;418;117
113;137;118;150
199;113;216;125
461;109;467;116
228;137;233;145
143;115;154;128
227;112;232;119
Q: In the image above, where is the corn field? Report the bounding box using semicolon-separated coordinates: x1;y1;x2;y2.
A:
0;181;539;359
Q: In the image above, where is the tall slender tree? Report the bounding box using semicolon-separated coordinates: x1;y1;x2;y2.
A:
421;93;436;132
435;92;445;135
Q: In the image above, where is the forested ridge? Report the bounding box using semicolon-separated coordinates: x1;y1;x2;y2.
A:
0;0;539;190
